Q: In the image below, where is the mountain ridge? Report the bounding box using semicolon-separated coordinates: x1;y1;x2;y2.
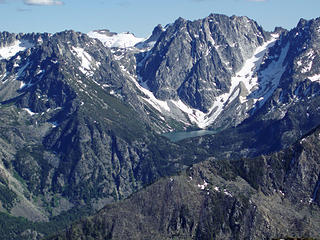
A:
0;13;320;239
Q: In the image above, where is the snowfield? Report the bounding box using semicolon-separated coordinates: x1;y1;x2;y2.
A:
0;40;34;60
88;30;145;49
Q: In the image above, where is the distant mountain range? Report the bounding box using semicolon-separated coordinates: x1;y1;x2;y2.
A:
0;13;320;239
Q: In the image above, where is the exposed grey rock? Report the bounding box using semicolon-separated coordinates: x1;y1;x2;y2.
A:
49;126;320;240
0;29;202;227
139;14;270;112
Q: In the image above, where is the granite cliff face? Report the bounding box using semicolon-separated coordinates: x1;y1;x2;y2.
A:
135;14;273;128
140;14;269;111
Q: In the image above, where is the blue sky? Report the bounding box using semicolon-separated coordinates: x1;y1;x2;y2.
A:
0;0;320;37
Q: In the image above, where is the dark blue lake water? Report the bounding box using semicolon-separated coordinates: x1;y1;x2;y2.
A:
162;130;216;142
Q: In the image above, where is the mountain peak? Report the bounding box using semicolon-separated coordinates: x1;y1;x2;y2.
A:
144;24;164;43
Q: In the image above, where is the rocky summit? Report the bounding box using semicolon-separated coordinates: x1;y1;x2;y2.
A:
0;13;320;240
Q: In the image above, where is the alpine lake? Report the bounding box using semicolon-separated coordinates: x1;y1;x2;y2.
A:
162;129;217;142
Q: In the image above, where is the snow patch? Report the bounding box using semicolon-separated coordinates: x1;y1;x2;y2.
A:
88;31;145;49
20;81;26;89
0;72;7;82
308;74;320;82
36;69;44;75
197;180;208;190
248;41;290;109
50;121;59;128
230;34;281;106
119;65;170;113
228;88;240;105
300;49;315;73
22;108;36;116
171;100;208;127
114;54;124;61
296;60;303;66
0;40;34;60
223;189;233;197
301;60;313;73
72;47;94;75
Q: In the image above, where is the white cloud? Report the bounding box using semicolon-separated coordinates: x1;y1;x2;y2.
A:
24;0;64;5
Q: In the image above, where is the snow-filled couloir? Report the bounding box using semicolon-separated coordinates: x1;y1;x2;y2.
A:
121;34;289;129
